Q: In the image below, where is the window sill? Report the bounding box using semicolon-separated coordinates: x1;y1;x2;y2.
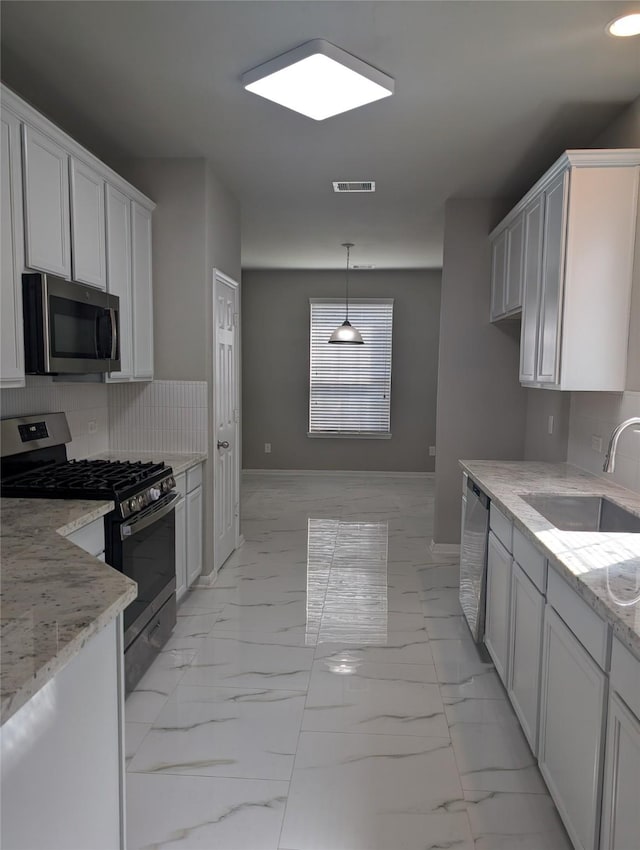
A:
307;432;392;440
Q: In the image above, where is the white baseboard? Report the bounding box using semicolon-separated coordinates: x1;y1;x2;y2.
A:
430;539;460;556
193;570;217;587
242;469;434;478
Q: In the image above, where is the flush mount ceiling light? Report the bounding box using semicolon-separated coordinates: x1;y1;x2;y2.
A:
241;39;394;121
329;243;364;345
607;13;640;36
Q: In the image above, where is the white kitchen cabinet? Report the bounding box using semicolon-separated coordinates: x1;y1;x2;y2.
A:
70;157;106;289
66;516;105;559
539;604;607;850
485;530;512;685
131;201;154;380
600;690;640;850
1;107;25;388
508;561;544;754
22;124;71;278
1;618;125;850
186;484;203;587
175;490;187;601
493;149;640;390
519;194;545;383
489;228;508;321
105;184;133;381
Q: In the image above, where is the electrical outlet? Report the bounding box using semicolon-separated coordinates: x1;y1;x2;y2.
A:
428;445;436;456
591;435;603;453
88;419;98;435
264;443;271;454
547;415;554;435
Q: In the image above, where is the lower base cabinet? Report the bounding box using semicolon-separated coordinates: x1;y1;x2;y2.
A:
507;561;544;753
485;531;512;683
539;605;606;850
175;464;204;601
1;618;124;849
600;691;640;850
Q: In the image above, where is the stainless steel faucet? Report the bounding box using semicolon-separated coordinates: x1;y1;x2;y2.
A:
603;417;640;473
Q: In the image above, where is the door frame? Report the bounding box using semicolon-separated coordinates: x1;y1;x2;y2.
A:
212;268;242;570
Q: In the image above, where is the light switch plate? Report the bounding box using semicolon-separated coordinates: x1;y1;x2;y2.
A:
591;435;603;453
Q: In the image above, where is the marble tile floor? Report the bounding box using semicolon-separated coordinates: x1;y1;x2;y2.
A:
125;473;572;850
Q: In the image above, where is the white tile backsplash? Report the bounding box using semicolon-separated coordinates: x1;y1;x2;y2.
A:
567;391;640;494
108;380;208;453
0;377;109;459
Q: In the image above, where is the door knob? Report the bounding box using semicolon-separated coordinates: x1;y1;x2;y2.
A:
217;440;230;450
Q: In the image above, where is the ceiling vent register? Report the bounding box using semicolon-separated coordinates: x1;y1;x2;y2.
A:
333;181;376;193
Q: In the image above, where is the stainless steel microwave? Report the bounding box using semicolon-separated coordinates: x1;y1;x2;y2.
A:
23;273;120;375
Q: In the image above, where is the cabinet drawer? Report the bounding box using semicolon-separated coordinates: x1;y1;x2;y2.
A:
174;472;186;498
186;463;203;492
490;503;512;553
547;566;610;669
611;638;640;719
66;517;105;557
513;527;547;593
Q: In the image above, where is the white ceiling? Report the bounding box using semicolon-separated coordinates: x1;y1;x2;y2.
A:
1;1;639;270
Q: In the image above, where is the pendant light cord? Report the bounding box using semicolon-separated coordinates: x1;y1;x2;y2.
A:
344;242;352;321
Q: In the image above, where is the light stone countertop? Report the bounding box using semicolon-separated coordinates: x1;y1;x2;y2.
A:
90;450;207;477
0;498;137;725
460;460;640;660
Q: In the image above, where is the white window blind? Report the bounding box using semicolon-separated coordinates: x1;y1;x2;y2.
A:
309;298;393;436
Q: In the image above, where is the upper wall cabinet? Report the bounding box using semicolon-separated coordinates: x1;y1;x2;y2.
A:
1;84;155;384
22;124;71;279
491;150;640;391
1;107;26;388
70;158;106;289
490;213;524;321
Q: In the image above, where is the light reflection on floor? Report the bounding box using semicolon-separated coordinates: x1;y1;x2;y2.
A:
306;518;389;645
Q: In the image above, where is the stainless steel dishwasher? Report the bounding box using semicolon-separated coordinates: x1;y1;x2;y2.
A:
459;476;490;642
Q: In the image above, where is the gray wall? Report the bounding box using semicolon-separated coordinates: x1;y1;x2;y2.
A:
242;269;441;472
433;199;527;545
523;390;571;462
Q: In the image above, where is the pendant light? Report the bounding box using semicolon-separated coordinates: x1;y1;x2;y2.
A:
329;242;364;344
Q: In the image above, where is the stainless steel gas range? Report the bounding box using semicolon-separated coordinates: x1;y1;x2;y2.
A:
0;412;178;692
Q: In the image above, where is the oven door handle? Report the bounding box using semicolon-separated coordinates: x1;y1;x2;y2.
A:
120;492;180;540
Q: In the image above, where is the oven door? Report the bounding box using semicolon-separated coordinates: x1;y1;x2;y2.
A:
107;491;178;649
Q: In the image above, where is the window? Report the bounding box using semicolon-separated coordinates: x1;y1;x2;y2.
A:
309;298;393;436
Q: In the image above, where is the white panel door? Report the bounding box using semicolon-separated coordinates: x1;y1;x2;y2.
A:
536;171;568;384
22;124;71;278
505;212;525;314
186;485;203;587
485;530;512;684
1;108;25;387
490;229;508;320
539;604;606;850
131;201;153;380
70;158;106;289
214;271;239;571
105;185;133;381
508;561;544;753
600;691;640;850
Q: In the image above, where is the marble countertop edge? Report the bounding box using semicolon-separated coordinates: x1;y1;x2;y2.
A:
459;460;640;660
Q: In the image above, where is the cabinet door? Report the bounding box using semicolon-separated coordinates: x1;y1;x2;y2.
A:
505;213;525;314
70;158;106;289
539;604;606;850
105;185;133;381
175;496;187;602
485;530;512;684
508;561;544;753
131;201;153;380
186;485;203;587
1;109;25;387
22;124;71;278
519;195;544;382
536;171;568;384
490;229;508;320
600;691;640;850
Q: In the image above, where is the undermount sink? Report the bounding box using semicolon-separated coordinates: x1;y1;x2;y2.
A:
521;494;640;533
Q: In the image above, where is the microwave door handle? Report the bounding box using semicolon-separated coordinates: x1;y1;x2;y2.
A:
109;308;118;360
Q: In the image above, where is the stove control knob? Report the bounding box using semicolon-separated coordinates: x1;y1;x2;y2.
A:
149;487;161;502
137;495;145;509
128;498;137;512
